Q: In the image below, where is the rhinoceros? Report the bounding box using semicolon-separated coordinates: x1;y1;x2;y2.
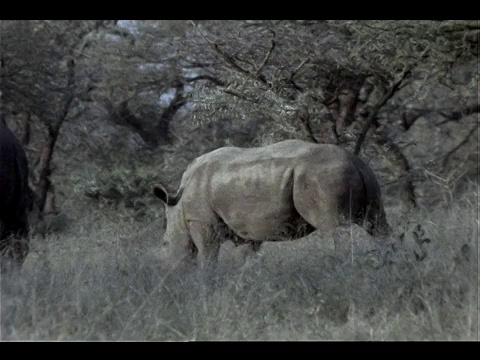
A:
154;139;390;269
1;125;33;271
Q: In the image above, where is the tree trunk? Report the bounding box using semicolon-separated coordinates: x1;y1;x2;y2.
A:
20;112;31;146
33;124;60;214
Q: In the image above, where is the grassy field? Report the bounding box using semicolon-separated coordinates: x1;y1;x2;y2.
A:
1;191;478;341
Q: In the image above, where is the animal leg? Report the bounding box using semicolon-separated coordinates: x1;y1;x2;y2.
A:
293;173;341;233
165;233;196;270
187;221;221;272
235;241;261;265
244;240;262;261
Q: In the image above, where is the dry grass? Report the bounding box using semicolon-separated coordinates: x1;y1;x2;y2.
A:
1;192;478;341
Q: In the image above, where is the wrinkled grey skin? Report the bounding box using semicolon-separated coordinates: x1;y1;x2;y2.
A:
154;140;390;270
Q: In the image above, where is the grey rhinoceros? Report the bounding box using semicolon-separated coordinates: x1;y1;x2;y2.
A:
154;139;390;269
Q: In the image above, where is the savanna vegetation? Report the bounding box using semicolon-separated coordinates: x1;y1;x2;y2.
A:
0;20;478;341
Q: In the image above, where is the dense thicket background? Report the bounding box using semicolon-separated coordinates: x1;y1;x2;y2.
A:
1;20;478;340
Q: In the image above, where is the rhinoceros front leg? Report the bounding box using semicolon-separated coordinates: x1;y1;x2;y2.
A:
166;235;196;270
187;220;221;271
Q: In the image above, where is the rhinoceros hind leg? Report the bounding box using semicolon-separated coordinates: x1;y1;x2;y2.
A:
187;221;221;271
292;175;340;233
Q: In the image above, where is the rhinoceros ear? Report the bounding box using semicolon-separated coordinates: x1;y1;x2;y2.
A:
153;185;169;205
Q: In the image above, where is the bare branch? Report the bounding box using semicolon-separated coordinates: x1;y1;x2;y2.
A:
185;75;225;86
440;125;478;167
191;23;270;87
288;56;310;92
298;113;319;144
154;87;188;144
354;66;412;155
182;61;215;69
402;103;479;129
222;89;259;104
212;43;268;85
437;104;480;124
292;56;310;76
256;30;276;75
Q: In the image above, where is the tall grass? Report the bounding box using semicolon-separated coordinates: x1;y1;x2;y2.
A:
1;192;477;341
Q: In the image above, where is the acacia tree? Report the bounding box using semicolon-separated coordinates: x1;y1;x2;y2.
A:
89;20;196;148
2;20;476;215
174;20;479;208
0;20;117;216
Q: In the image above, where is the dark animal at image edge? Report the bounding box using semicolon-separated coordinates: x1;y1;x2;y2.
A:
154;139;391;269
0;125;33;270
